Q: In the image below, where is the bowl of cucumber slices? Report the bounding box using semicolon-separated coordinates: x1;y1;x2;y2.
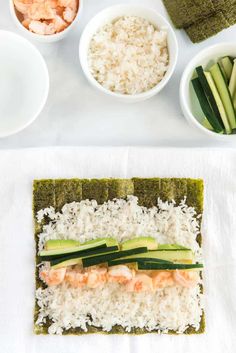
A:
180;43;236;139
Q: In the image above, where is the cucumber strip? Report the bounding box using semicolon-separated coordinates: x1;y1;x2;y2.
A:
51;258;82;269
229;59;236;98
157;244;190;250
233;92;236;111
210;63;236;129
121;237;158;251
108;258;173;266
220;57;233;81
202;118;213;131
39;240;107;257
218;61;228;83
44;239;80;250
204;71;232;134
196;66;224;130
49;246;119;266
107;249;193;263
82;247;148;267
191;78;224;133
83;237;119;248
137;262;203;270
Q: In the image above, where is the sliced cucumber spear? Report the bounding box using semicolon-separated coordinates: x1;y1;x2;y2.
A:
229;59;236;110
202;118;213;131
210;63;236;129
196;66;224;130
204;71;231;134
229;59;236;95
218;61;228;83
191;78;224;133
220;57;233;82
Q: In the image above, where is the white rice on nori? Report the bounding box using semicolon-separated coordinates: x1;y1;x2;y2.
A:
36;196;203;334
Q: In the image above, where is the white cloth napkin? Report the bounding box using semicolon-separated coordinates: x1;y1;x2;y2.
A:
0;147;235;353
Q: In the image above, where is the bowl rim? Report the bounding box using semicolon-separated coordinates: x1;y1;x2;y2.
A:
9;0;83;41
180;42;236;139
79;3;178;101
0;30;49;138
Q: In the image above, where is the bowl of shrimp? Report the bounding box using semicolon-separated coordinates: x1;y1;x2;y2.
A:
10;0;83;42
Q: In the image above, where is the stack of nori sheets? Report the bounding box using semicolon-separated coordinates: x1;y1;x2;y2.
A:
163;0;236;42
33;177;205;335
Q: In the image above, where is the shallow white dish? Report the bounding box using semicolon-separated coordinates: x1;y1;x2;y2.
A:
180;43;236;140
79;4;178;103
9;0;83;43
0;30;49;138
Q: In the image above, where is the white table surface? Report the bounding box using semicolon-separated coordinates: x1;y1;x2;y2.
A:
1;0;236;149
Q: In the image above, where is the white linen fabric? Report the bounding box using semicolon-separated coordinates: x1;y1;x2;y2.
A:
0;147;235;353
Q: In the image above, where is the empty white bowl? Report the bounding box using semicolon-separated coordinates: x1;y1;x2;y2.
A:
180;43;236;140
9;0;83;43
79;4;178;103
0;30;49;137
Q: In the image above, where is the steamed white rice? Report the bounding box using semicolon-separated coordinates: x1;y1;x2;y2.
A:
88;16;169;95
36;196;204;334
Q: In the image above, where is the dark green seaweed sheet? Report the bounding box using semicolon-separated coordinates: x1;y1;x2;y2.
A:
33;178;205;335
185;11;230;42
163;0;215;28
163;0;236;42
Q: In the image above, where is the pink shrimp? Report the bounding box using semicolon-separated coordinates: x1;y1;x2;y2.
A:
65;269;88;288
58;0;78;23
40;267;66;286
29;20;56;35
22;16;31;29
126;273;153;293
87;267;107;288
108;265;134;284
173;270;200;288
27;2;56;20
152;271;175;289
14;0;33;15
52;15;68;32
58;0;77;8
63;7;76;23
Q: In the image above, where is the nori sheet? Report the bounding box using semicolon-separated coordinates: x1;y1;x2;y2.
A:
163;0;215;28
162;0;236;42
185;11;230;43
33;178;205;335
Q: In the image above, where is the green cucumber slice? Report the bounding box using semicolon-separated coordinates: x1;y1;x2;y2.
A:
51;258;82;269
202;118;213;131
44;239;79;250
138;262;203;270
210;63;236;129
108;258;173;266
195;66;224;130
218;61;228;83
157;244;190;250
50;246;119;266
204;71;231;134
192;78;224;133
107;249;193;265
220;57;233;81
229;59;236;96
82;247;148;267
121;237;158;251
39;240;107;257
83;238;119;248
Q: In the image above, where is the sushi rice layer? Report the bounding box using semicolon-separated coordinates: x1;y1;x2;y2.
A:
35;196;204;335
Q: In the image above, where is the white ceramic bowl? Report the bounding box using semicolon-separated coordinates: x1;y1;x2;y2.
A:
180;43;236;140
79;4;178;103
9;0;83;43
0;30;49;138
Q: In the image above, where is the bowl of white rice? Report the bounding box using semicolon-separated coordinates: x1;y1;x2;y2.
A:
79;4;178;102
